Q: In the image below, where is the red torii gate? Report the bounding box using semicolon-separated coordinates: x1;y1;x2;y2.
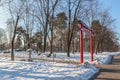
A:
78;21;93;63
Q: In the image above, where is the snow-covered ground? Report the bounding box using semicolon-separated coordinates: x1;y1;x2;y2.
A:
0;51;120;80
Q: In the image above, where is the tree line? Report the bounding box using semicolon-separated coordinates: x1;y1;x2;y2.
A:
0;0;119;60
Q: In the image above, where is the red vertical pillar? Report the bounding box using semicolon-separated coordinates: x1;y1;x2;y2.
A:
79;23;83;63
90;30;93;61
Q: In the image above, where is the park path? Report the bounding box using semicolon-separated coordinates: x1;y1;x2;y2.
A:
90;54;120;80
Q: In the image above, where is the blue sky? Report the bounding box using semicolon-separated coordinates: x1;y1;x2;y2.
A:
0;0;120;37
102;0;120;36
0;7;10;29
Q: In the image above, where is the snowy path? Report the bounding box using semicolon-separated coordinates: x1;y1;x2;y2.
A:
90;54;120;80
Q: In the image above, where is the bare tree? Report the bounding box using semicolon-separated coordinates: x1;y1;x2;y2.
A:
98;10;115;27
49;0;59;56
67;0;82;57
81;0;100;26
92;11;115;53
96;10;115;53
7;0;25;60
21;0;36;49
34;0;50;53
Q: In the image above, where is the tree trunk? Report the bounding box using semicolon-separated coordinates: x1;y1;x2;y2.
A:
43;0;49;53
67;0;71;57
95;41;100;54
26;34;30;49
23;39;26;51
50;26;53;54
43;33;47;52
11;16;19;61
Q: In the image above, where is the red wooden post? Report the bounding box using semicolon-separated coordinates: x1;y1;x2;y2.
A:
79;23;83;63
90;30;93;61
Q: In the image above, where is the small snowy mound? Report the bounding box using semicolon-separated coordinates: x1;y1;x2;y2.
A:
79;62;99;80
94;54;113;64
